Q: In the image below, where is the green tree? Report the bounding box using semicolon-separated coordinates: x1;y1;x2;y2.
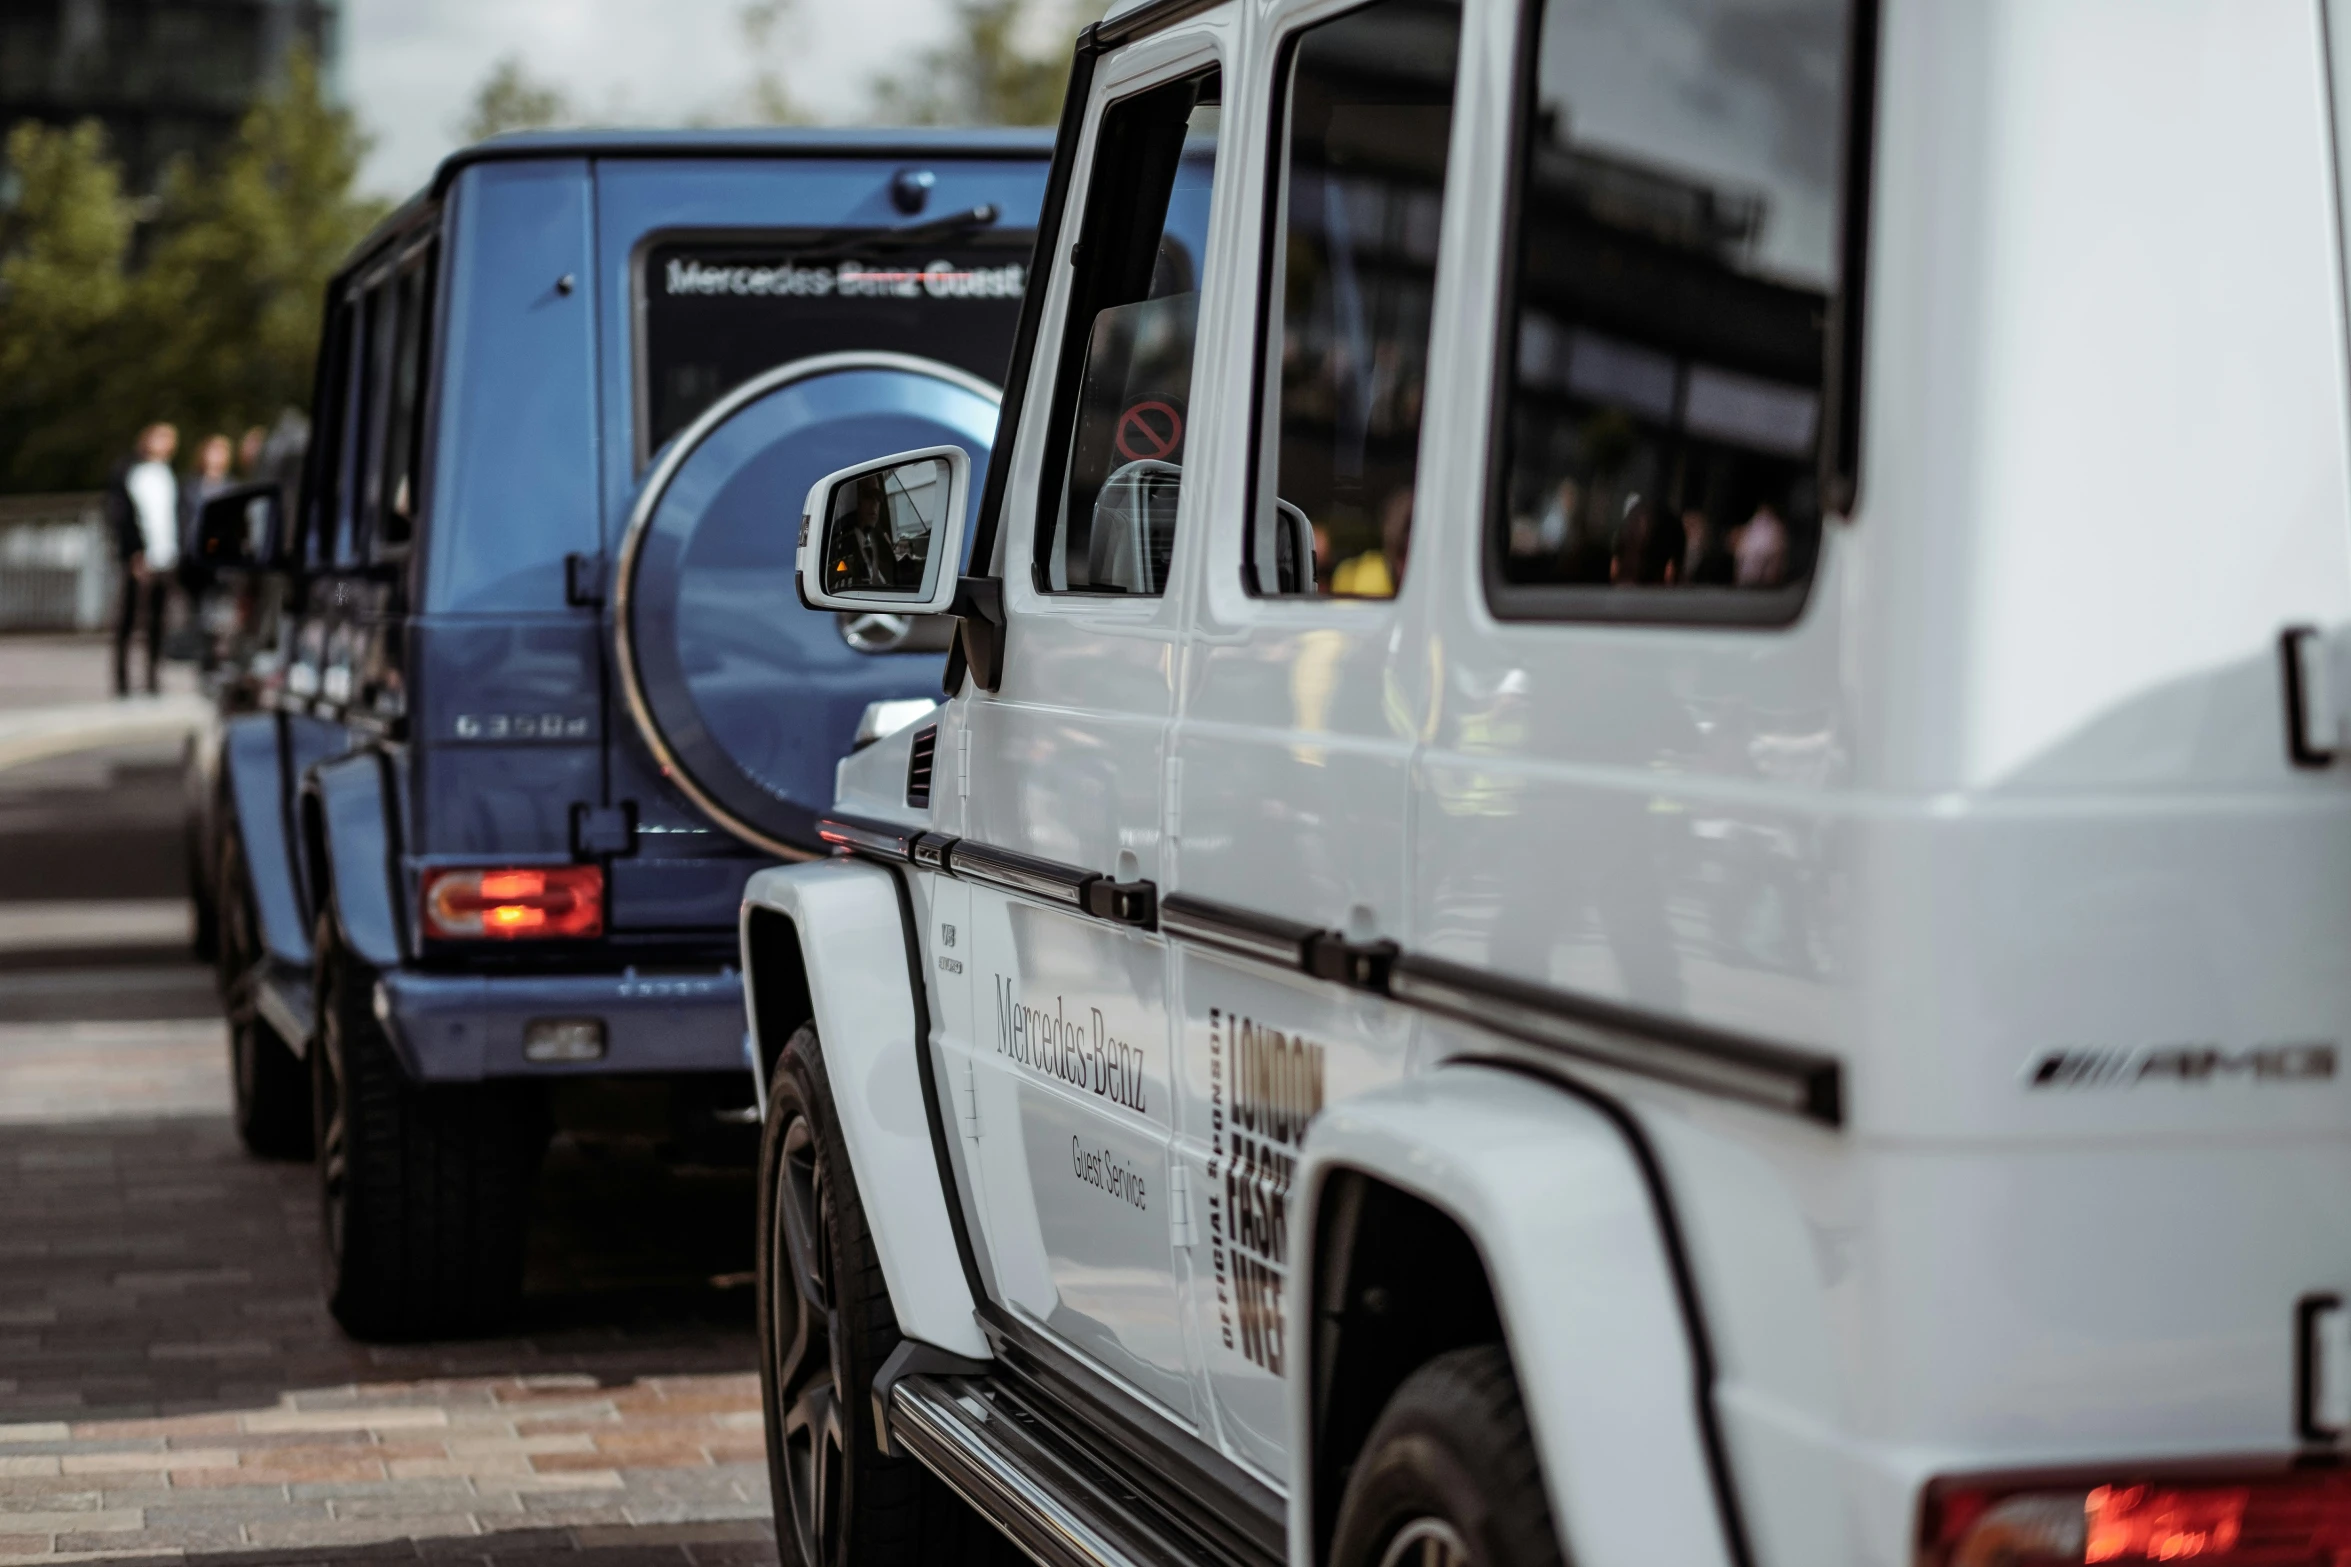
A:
872;0;1099;127
0;48;381;490
131;47;386;465
460;55;572;143
0;119;137;490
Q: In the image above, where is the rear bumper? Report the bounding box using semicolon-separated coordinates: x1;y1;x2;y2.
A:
376;965;748;1082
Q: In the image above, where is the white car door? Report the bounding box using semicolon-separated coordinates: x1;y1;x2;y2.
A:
943;28;1233;1423
1164;0;1467;1480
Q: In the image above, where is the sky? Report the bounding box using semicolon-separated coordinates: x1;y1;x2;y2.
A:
344;0;955;200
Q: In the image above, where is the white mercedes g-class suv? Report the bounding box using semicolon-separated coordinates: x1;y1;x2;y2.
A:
738;0;2351;1563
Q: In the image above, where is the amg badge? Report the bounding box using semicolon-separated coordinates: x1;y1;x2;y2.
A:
2026;1042;2337;1088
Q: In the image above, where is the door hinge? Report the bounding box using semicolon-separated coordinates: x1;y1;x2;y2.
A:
957;728;972;799
1164;755;1183;839
954;1052;980;1138
2282;625;2351;768
2302;1293;2351;1443
565;552;604;608
1169;1161;1196;1247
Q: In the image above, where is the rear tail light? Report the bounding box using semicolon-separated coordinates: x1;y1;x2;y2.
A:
421;866;604;940
1921;1466;2351;1565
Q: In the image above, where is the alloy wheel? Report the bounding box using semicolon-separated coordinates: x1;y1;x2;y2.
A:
314;949;351;1268
770;1109;843;1565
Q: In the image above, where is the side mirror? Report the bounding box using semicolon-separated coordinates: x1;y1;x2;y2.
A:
194;482;283;571
795;446;970;617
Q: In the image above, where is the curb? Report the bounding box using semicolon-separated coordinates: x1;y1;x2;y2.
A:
0;697;209;774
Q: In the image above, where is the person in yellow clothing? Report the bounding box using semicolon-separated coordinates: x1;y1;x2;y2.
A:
1330;487;1412;598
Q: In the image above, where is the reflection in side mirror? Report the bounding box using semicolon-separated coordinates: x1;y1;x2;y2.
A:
796;445;971;617
194;482;283;571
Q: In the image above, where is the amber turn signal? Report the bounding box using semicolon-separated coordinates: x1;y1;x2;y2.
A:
420;866;604;940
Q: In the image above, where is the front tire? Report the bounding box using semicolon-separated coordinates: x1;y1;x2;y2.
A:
756;1023;1007;1567
1329;1345;1567;1567
218;832;309;1159
312;914;542;1340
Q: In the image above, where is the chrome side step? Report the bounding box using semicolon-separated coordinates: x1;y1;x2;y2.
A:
890;1374;1221;1567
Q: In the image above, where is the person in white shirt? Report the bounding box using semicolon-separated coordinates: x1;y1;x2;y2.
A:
109;422;178;696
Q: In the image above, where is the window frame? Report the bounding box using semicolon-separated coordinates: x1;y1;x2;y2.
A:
1476;0;1881;629
1026;60;1226;601
1239;0;1464;606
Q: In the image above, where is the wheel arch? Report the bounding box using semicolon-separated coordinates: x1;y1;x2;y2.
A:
740;858;986;1358
220;713;312;969
1292;1064;1743;1567
299;750;404;972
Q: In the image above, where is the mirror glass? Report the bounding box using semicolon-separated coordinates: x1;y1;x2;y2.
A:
820;456;949;597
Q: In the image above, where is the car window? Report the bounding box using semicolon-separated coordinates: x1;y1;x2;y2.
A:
297;302;356;572
1488;0;1862;622
1248;0;1461;601
373;244;436;556
638;234;1031;463
329;288;375;569
1035;68;1221;596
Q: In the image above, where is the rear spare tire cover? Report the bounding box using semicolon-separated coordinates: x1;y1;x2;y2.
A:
614;351;998;857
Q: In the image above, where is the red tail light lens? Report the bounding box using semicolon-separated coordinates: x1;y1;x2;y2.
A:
1922;1467;2351;1566
421;866;604;940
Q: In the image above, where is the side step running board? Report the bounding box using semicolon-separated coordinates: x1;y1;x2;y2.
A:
891;1374;1249;1567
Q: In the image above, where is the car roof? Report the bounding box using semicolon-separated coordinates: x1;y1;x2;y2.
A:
428;125;1059;199
341;125;1059;290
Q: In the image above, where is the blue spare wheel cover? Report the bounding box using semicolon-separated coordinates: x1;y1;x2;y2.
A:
615;351;997;857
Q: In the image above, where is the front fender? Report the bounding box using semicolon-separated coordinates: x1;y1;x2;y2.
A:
221;713;309;968
1292;1066;1737;1567
305;750;403;971
741;858;985;1359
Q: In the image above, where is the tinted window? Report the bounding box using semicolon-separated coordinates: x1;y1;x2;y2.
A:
373;246;436;555
1036;70;1220;596
1251;0;1460;600
640;236;1030;460
297;302;356;570
1490;0;1858;619
330;289;375;569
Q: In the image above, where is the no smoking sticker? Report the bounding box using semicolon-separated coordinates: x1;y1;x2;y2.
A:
1115;400;1184;462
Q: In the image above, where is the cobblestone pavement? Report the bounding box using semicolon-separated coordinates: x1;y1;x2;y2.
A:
0;676;778;1567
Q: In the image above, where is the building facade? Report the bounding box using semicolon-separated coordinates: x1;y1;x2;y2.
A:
0;0;342;195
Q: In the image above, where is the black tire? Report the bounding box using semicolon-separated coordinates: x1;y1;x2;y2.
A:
1329;1345;1567;1567
756;1023;1011;1567
312;913;543;1341
218;832;310;1159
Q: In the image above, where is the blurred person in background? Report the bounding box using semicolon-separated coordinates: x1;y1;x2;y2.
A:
236;425;267;478
180;434;238;669
107;422;179;697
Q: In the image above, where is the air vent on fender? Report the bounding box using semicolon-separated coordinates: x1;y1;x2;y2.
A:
906;724;938;809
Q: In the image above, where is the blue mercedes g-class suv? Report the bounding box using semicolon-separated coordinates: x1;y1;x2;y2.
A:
186;127;1049;1338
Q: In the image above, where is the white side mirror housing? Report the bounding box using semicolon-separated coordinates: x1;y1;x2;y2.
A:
795;445;971;617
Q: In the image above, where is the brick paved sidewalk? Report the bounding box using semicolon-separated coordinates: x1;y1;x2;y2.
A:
0;1372;769;1563
0;1024;773;1567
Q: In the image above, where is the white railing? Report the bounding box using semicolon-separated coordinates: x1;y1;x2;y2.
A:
0;494;114;632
